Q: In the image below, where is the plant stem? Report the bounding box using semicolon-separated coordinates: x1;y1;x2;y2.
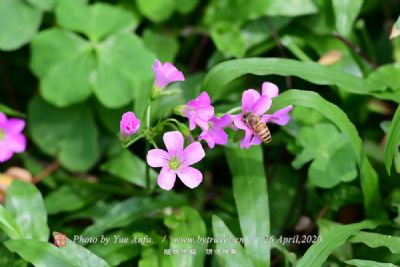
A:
332;31;379;69
122;133;145;148
226;106;242;114
145;141;150;191
145;100;153;192
146;101;151;129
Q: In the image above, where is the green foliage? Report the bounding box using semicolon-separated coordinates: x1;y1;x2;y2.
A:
385;106;400;174
83;193;186;236
293;123;358;188
350;231;400;253
1;0;400;266
5;180;49;241
0;206;24;240
346;259;399;267
101;149;157;188
203;58;399;102
332;0;363;36
31;0;154;108
297;220;376;267
28;97;99;171
225;145;270;267
212;216;254;267
165;206;207;267
0;0;42;51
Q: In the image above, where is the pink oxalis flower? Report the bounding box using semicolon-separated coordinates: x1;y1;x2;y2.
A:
120;112;140;138
234;82;293;149
184;91;214;131
0;112;27;163
152;60;185;89
199;114;232;149
146;131;205;190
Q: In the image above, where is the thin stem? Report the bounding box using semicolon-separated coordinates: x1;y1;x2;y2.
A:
33;160;61;184
144;99;155;192
146;101;151;129
164;118;180;125
332;31;379;69
264;18;292;88
122;133;145;148
226;106;242;114
150;140;158;149
145;141;150;191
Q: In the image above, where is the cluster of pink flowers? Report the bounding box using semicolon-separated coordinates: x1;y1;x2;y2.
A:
0;112;26;163
120;60;292;190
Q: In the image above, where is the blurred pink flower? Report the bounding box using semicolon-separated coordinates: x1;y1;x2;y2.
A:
146;131;205;190
0;112;27;163
261;82;292;125
234;82;292;149
184;91;214;131
120;112;140;138
199;114;232;148
262;81;279;98
153;60;185;89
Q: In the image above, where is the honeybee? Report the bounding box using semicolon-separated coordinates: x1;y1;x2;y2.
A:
242;112;272;143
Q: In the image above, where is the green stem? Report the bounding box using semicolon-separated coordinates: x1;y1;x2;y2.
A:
226;106;242;114
145;141;150;191
145;100;154;192
122;133;145;148
146;101;151;129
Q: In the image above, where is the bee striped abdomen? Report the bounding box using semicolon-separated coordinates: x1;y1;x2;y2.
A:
254;121;271;143
243;112;272;144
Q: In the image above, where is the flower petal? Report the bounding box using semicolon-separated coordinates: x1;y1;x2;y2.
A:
214;114;232;128
158;167;176;190
196;106;214;120
147;149;169;167
262;82;279;98
250;134;262;146
0;145;13;163
120;112;140;136
163;131;184;157
241;90;255;112
4;119;25;134
209;129;228;145
263;105;293;125
188;118;196;131
176;167;203;189
0;112;7;124
197;91;211;105
252;96;272;115
4;134;26;153
182;142;205;166
240;129;253;149
152;59;162;72
198;132;215;149
195;117;210;131
233;115;247;130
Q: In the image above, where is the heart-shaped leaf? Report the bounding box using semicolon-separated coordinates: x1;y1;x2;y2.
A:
28;97;100;171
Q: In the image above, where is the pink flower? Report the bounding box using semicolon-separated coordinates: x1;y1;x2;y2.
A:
261;82;292;125
262;82;279;98
153;60;185;89
198;114;232;148
120;112;140;138
146;131;205;190
233;83;292;149
0;112;27;163
184;92;214;131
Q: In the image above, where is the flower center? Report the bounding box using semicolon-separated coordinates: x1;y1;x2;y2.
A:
208;121;214;131
187;106;195;115
0;129;4;141
168;157;181;170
